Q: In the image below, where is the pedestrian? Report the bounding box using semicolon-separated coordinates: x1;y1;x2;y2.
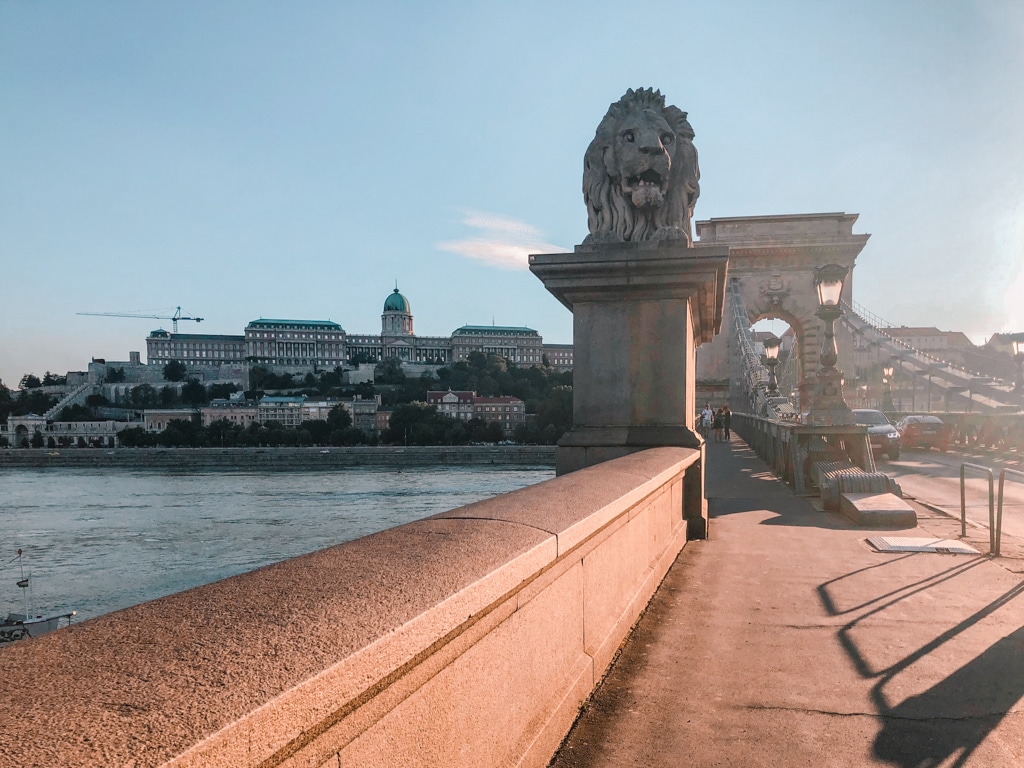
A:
722;404;732;441
713;407;725;443
700;403;714;440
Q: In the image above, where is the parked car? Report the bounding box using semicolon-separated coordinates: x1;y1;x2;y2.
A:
852;409;901;460
895;415;952;452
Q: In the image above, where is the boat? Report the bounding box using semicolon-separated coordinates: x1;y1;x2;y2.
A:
1;550;76;644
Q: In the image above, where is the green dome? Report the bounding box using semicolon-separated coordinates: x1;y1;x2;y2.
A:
383;287;411;313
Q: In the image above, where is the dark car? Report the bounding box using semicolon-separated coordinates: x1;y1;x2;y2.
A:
895;415;952;452
852;409;901;460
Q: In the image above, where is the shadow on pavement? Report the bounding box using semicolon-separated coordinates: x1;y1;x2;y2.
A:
821;555;1024;766
710;495;856;529
873;625;1024;767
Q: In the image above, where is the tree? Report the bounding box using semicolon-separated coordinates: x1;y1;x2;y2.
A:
59;404;92;421
19;373;42;390
181;379;208;406
158;418;203;447
105;367;126;383
384;402;466;446
375;357;405;385
163;360;188;382
30;431;44;448
0;382;12;422
206;418;242;447
207;383;240;400
129;384;159;408
42;371;67;386
301;419;332;445
118;427;156;447
327;403;353;431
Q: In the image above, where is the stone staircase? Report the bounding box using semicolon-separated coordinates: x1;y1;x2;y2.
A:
44;384;95;420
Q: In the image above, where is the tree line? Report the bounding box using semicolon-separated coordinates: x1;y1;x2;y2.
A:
2;352;574;447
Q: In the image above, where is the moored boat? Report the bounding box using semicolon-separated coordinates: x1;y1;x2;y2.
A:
1;549;75;644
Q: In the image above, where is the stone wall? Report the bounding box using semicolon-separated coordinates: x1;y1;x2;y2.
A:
0;447;699;768
0;445;555;469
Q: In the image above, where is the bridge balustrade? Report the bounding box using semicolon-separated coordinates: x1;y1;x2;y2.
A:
0;447;701;768
733;413;874;496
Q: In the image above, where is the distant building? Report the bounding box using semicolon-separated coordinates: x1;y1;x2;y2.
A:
471;396;526;436
144;409;198;433
245;319;346;368
200;400;259;428
883;327;973;355
140;286;573;374
427;390;476;421
427;390;525;436
450;326;544;366
147;331;246;367
257;396;305;428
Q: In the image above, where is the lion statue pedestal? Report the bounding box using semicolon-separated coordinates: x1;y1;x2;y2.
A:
530;88;730;538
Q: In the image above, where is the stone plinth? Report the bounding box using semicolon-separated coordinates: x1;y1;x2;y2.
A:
530;241;728;487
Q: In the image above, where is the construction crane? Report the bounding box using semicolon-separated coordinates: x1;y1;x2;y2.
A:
77;306;204;333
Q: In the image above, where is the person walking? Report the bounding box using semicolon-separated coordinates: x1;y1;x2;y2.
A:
700;403;714;440
713;407;725;443
722;404;732;441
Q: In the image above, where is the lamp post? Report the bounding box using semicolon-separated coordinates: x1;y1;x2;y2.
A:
805;264;854;426
1009;333;1024;391
763;335;781;396
882;362;894;412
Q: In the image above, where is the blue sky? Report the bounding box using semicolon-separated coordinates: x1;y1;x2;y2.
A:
2;1;1023;387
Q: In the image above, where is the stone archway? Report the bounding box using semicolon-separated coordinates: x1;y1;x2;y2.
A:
694;213;870;411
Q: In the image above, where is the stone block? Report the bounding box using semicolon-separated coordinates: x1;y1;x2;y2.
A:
839;492;917;528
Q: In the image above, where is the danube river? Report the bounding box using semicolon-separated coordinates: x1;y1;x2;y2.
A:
1;465;554;624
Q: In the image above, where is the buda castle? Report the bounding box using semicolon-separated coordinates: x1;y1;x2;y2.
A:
145;287;573;373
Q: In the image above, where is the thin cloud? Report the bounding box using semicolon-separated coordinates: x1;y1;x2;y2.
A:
437;211;565;270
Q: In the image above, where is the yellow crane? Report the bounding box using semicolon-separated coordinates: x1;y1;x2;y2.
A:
77;306;204;333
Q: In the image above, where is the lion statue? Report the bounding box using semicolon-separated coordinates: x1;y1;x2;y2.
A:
583;88;700;245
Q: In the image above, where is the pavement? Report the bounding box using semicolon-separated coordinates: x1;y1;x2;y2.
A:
548;436;1024;767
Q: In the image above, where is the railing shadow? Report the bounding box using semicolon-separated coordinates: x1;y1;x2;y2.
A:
710;495;855;529
818;556;1024;766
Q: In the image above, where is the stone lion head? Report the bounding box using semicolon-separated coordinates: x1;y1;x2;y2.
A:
583;88;700;245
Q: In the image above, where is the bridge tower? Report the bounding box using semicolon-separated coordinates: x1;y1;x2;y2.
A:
694;213;870;411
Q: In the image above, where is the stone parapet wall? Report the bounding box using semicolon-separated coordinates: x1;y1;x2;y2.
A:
0;447;699;768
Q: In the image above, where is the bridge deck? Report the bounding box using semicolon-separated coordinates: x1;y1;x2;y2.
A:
549;437;1024;767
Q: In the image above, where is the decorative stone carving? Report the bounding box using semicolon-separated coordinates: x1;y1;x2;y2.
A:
759;271;791;306
583;88;700;246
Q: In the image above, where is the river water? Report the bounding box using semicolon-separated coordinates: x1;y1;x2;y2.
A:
1;465;554;624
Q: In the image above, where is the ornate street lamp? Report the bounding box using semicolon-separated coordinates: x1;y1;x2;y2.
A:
805;264;854;425
882;362;895;412
1009;332;1024;391
763;335;781;395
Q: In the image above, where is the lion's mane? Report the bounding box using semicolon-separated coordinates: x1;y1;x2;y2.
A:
583;88;700;245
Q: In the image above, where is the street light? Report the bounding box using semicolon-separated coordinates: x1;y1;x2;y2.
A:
882;362;894;412
763;335;781;395
1009;332;1024;391
806;264;854;426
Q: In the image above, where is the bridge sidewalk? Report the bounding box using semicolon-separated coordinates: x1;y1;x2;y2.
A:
548;437;1024;767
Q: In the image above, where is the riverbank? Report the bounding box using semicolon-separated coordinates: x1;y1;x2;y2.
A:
0;445;556;470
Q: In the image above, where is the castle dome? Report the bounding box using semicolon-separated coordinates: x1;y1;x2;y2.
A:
383;287;411;314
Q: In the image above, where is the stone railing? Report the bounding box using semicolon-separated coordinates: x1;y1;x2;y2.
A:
0;446;702;768
733;413;872;495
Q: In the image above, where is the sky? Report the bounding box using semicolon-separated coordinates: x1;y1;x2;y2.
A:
2;0;1024;388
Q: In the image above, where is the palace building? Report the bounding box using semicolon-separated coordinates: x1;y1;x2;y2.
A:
146;287;573;372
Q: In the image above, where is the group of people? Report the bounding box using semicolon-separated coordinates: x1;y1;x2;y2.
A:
699;403;732;443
